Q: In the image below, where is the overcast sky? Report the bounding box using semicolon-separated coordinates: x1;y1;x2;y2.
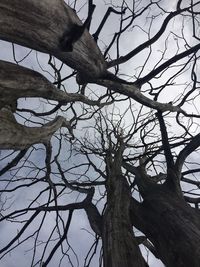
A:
1;0;199;266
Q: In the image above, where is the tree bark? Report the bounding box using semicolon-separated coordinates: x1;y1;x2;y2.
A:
131;183;200;267
0;0;106;79
0;60;100;110
0;107;70;150
102;159;147;267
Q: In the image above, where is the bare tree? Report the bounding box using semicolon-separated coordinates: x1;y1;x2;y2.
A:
0;0;200;266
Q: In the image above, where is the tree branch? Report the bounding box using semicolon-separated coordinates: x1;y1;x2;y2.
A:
0;211;40;254
156;111;174;170
135;43;200;86
136;236;159;259
85;203;102;236
0;0;106;78
96;78;183;112
108;5;191;68
42;210;73;267
175;133;200;174
0;149;27;175
0;107;71;150
0;60;104;109
93;6;126;42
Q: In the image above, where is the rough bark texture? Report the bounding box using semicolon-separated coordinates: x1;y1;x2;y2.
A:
0;107;70;150
0;60;99;110
131;183;200;267
0;60;70;109
0;0;106;79
102;153;147;267
96;79;182;113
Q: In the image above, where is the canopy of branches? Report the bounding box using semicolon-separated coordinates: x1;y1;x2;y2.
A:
0;1;200;267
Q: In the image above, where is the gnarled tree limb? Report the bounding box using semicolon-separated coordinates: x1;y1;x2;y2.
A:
0;0;106;79
0;106;71;150
0;60;102;109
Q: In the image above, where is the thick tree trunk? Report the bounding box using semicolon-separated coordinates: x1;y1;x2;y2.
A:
131;184;200;267
102;170;147;267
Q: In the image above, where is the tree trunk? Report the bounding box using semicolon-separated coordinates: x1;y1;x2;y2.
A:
102;170;147;267
131;184;200;267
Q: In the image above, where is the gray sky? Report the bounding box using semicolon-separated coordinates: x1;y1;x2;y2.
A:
1;0;200;266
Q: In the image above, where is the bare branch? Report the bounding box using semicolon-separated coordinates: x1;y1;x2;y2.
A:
0;107;71;150
0;60;103;108
96;78;183;112
93;6;126;42
0;149;27;175
42;210;73;267
108;4;192;68
175;133;200;174
156;112;174;170
135;43;200;86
